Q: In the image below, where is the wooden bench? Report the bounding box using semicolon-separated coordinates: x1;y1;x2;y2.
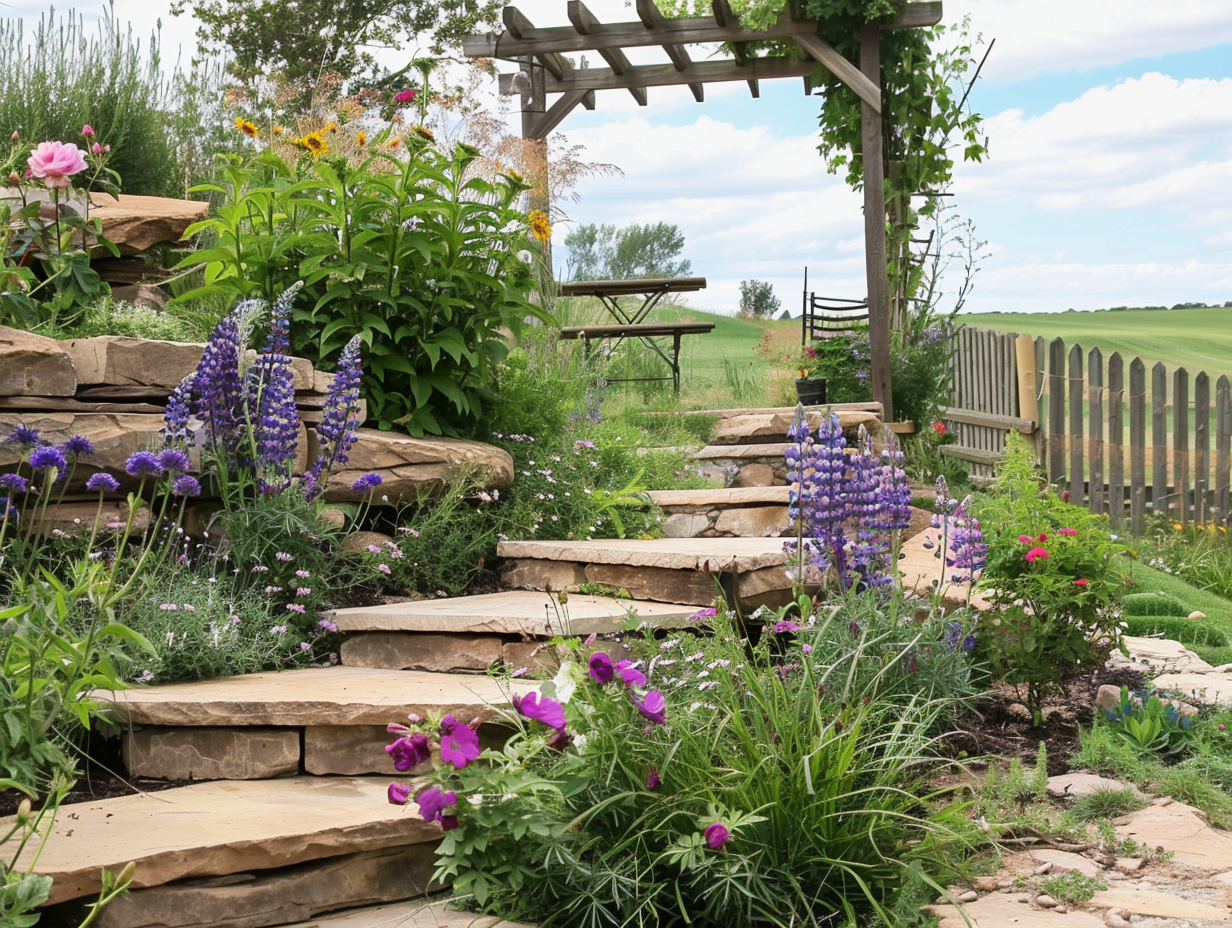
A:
559;321;715;392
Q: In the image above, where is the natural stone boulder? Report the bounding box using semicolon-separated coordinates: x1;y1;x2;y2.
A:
0;326;77;396
712;408;882;445
88;192;208;254
661;513;710;537
340;531;395;554
714;506;790;537
29;500;150;535
339;632;504;672
501;558;588;593
311;428;514;502
67;336;205;388
123;727;300;780
1109;636;1214;674
1046;773;1129;798
1114;798;1232;868
731;462;775;487
584;563;717;605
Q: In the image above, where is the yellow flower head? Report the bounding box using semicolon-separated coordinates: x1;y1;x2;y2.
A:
272;126;284;136
529;209;551;241
388;137;402;149
356;130;367;147
413;125;435;142
301;131;328;155
235;118;259;138
327;121;339;134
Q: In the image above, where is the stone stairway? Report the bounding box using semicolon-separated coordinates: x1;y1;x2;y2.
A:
648;487;792;538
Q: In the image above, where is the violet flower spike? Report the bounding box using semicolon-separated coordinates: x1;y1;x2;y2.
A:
307;335;364;499
162;374;195;445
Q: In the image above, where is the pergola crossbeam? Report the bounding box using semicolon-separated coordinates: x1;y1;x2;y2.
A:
793;33;879;113
634;0;703;100
499;56;820;95
570;0;648;105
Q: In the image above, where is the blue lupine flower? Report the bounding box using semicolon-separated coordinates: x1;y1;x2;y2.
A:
308;335;364;498
162;374;195;445
125;451;164;477
193;307;250;456
946;495;987;583
244;287;301;491
85;473;121;492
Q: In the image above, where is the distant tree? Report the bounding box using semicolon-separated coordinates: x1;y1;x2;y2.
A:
563;222;691;281
738;280;781;318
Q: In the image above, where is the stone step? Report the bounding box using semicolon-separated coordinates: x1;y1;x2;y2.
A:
647;487;791;538
693;442;792;487
896;529;993;612
710;405;882;446
2;777;438;909
97;666;533;779
280;899;535;928
498;536;791;608
331;591;696;673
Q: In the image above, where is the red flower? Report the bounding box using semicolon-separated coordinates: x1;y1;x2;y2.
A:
1073;578;1089;586
395;89;416;103
1025;547;1048;563
1038;533;1048;542
932;421;947;434
1059;527;1077;535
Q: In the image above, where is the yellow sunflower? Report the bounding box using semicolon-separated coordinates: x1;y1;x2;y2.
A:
300;131;328;155
529;209;551;241
234;117;259;137
356;130;367;147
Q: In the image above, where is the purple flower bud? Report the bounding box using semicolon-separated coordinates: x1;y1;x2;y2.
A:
29;446;67;473
85;473;120;492
124;451;163;477
588;652;614;684
159;449;192;474
350;472;383;492
646;767;661;790
60;435;94;456
0;473;29;492
704;822;730;850
172;475;202;497
3;424;44;448
387;782;411;805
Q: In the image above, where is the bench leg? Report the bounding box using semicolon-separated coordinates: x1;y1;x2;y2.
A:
672;331;682;393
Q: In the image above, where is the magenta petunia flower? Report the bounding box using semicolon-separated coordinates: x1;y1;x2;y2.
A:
395;89;416;103
513;692;567;730
1073;578;1089;586
704;822;729;849
634;689;666;725
1024;546;1048;563
1058;527;1077;535
27;140;88;189
772;620;799;634
614;659;646;688
416;786;457;825
387;782;411;805
439;715;481;769
646;767;661;790
385;732;431;771
588;652;614;684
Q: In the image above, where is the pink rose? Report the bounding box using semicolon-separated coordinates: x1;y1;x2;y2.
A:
1025;547;1048;563
27;140;88;189
395;89;416;103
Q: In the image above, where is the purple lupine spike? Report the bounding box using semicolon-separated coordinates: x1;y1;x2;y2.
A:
785;410;851;587
307;335;364;499
163;374;195;446
846;427;891;588
875;431;913;534
193;309;250;457
245;287;301;492
946;495;987;583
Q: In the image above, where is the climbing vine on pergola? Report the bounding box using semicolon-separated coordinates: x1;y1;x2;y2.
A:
463;0;944;420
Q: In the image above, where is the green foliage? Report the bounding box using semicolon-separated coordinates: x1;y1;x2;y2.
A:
902;422;970;491
1121;615;1228;649
1121;590;1191;617
401;604;979;927
738;279;780;318
1038;872;1105;905
1071;723;1154;783
1065;787;1146;823
801;326;952;428
563;221;692;281
1102;687;1196;758
51;298;219;342
0;9;180;197
176;143;546;436
973;433;1129;723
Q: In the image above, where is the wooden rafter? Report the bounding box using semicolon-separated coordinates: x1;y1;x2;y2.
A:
633;0;703;102
498;56;819;98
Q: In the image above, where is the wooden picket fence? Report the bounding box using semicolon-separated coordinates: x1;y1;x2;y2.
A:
943;325;1232;535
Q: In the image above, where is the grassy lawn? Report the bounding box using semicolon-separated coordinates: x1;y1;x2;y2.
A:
962;307;1232;382
1123;559;1232;666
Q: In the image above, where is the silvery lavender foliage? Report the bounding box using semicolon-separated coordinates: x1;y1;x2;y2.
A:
307;335;364;499
244;285;302;491
946;495;987;583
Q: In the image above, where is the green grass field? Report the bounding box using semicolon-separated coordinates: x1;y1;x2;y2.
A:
961;307;1232;381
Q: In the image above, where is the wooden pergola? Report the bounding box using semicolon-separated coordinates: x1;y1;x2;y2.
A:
462;1;943;420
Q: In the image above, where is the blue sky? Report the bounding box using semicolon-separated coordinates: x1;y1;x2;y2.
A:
12;0;1232;316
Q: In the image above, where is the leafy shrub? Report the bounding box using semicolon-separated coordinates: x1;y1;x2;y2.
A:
177;133;547;436
974;433;1128;723
55;299;218;343
1038;872;1105;905
1121;590;1190;617
386;606;979;927
1121;615;1228;649
1102;687;1195;758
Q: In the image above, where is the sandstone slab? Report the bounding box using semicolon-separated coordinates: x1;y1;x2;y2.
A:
1090;886;1232;919
0;395;165;414
897;530;993;611
66;336;208;388
304;723;507;776
502;639;633;677
339;632;505;672
711;408;882;445
89;192;208;254
500;558;588;593
584;563;719;606
0;777;440;905
496;537;790;573
1026;849;1105;879
730;462;775;487
312;429;513;502
96;666;535;727
279;900;536;928
1109;636;1214;674
29;500;150;535
82;845;438;928
647;487;791;509
123;726;299;780
928;893;1104;928
695;443;792;461
1115;799;1232;868
1046;773;1130;799
331;592;695;636
1150;671;1232;707
661;512;710;537
714;505;790;537
0;326;77;396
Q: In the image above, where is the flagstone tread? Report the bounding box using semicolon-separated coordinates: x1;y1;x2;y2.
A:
96;666;534;727
646;487;791;507
652;403;883;418
496;537;789;572
0;777;438;906
331;592;696;635
280;900;537;928
896;529;993;611
694;443;793;460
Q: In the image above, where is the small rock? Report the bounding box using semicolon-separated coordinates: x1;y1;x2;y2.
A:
973;876;999;893
1190;610;1207;620
1036;894;1058;908
1151;796;1173;807
957;890;978;903
1055;904;1068;913
1105;914;1130;928
1110;908;1132;920
1096;684;1124;714
1034;862;1054;875
340;530;394;553
319;508;347;528
1115;858;1144;873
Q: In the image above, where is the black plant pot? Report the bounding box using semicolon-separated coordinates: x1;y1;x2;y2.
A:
795;378;826;406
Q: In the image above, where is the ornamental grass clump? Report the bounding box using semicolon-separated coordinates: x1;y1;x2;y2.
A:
386;606;979;927
973;433;1129;724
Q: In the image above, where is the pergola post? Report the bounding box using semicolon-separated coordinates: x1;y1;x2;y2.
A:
518;56;553;270
859;23;893;421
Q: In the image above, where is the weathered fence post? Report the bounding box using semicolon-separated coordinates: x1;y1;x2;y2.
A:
1218;376;1231;521
1131;358;1147;534
1174;368;1190;526
1089;347;1104;516
1108;353;1125;527
1152;363;1167;519
1068;344;1085;503
1049;339;1066;486
1196;372;1209;524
